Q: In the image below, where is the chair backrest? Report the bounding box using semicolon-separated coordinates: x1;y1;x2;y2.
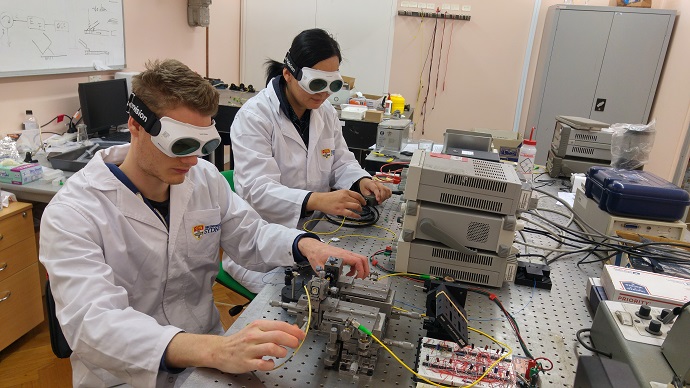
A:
45;280;72;358
220;169;235;192
213;105;239;170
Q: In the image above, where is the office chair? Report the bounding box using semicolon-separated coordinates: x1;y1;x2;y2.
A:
216;170;256;301
46;280;72;358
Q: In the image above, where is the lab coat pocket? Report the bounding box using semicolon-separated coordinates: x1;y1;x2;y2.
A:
184;208;222;258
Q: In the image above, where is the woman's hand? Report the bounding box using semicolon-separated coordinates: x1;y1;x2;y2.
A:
307;190;365;218
358;178;392;205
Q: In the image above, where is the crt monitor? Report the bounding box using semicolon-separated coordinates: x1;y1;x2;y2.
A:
78;79;129;137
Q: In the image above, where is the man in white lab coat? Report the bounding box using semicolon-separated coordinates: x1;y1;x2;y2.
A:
223;28;392;292
39;59;369;387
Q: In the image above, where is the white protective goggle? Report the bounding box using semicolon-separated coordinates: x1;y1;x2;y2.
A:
296;67;344;95
151;117;221;158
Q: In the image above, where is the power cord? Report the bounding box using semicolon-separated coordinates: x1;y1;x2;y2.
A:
576;328;612;358
324;205;380;228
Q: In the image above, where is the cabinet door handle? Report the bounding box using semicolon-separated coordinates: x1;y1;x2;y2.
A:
0;291;10;303
0;234;3;240
0;262;6;271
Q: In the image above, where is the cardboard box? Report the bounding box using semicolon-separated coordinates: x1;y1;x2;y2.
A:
342;75;356;90
600;264;690;309
363;94;384;110
364;109;383;123
0;163;43;185
616;0;651;7
471;128;523;162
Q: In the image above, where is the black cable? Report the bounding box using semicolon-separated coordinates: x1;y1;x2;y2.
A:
325;205;380;228
530;189;690;260
673;300;690;316
524;226;602;248
576;251;621;266
533;175;559;188
40;114;74;129
466;288;535;359
516;253;547;260
527;212;690;265
547;247;602;265
576;242;605;267
576;329;612;358
228;301;250;317
431;15;446;110
420;17;439;135
522;228;585;249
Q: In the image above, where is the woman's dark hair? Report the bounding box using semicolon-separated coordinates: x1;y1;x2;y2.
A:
265;28;342;87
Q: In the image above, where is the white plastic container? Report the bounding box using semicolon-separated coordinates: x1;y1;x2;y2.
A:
517;138;537;181
340;104;368;120
23;110;39;130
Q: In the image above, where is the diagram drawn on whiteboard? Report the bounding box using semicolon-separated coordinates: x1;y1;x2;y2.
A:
0;0;125;76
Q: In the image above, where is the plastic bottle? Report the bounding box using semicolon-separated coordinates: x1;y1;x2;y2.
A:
384;96;393;115
23;110;39;130
518;127;537;181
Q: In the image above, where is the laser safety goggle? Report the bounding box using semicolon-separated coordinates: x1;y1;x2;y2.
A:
284;51;344;94
127;94;221;158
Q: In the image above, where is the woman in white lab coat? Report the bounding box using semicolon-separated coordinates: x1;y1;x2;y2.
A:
223;28;392;292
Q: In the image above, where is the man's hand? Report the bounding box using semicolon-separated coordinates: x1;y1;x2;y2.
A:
297;237;370;279
307;189;365;218
165;320;306;373
359;178;392;205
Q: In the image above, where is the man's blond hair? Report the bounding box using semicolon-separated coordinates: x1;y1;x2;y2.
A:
132;59;219;117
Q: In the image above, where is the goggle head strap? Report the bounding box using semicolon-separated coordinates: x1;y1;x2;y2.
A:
127;93;162;136
283;51;303;81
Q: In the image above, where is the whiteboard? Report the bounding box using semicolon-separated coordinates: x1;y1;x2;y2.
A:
241;0;396;94
0;0;126;77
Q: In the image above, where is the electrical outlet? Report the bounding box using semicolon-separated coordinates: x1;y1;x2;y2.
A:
441;4;451;10
451;4;460;11
462;5;471;11
89;75;102;82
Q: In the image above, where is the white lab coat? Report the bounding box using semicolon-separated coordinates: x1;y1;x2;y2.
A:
39;144;303;388
231;78;368;226
223;78;369;291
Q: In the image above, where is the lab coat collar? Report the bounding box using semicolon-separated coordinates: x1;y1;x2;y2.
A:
82;143;195;235
266;76;326;154
83;144;130;191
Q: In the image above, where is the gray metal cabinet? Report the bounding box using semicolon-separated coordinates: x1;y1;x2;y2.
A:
526;5;675;165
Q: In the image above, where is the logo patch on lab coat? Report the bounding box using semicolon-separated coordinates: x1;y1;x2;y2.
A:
192;223;220;240
321;148;333;159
